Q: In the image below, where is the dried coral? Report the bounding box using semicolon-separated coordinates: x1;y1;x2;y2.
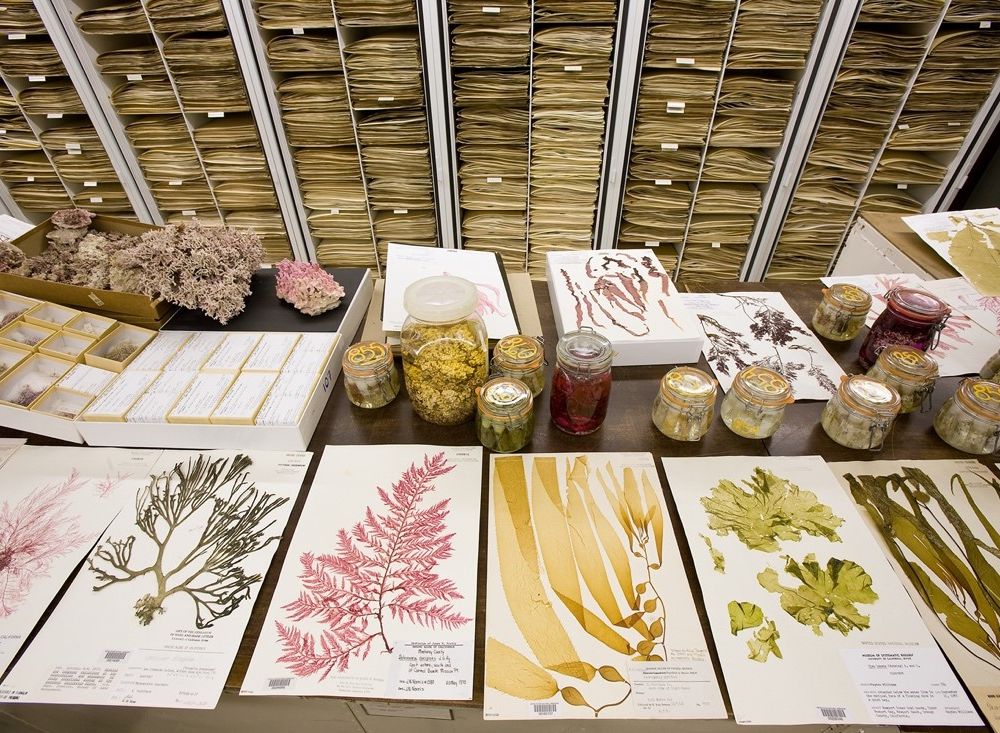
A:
274;259;345;316
109;220;263;324
50;208;94;230
0;239;25;274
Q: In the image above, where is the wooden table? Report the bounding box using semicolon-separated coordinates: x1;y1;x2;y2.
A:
0;281;991;733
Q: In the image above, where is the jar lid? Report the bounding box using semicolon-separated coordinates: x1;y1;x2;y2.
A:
556;327;613;372
494;335;543;369
887;288;950;322
477;376;532;419
732;365;794;407
876;344;939;382
342;341;393;377
838;374;901;418
660;367;717;407
955;378;1000;420
825;283;872;314
403;275;478;323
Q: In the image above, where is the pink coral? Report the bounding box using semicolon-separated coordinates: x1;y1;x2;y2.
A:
50;208;94;230
275;259;345;316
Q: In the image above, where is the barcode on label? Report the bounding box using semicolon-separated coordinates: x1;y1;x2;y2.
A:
531;702;558;716
268;678;292;689
818;706;846;720
104;650;128;662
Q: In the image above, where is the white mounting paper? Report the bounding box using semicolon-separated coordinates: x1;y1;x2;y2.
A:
831;459;1000;732
381;242;517;338
662;455;980;727
0;446;162;674
680;291;844;399
485;453;726;720
241;445;482;700
0;450;310;709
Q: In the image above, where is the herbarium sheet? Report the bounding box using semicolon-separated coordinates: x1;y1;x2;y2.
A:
485;452;726;720
0;450;310;709
662;455;979;727
679;291;845;399
0;446;162;674
904;208;1000;296
0;437;25;469
822;272;1000;376
241;445;482;700
831;459;1000;731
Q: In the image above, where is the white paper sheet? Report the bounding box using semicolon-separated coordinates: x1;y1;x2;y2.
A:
485;453;726;720
904;208;1000;296
680;291;845;399
241;445;482;700
821;273;1000;376
0;446;162;674
0;450;310;709
921;277;1000;337
662;455;979;727
0;437;25;468
382;242;518;338
831;459;1000;732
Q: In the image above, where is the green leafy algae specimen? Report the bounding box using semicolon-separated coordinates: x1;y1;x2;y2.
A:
701;534;725;573
727;601;782;662
701;468;844;553
758;554;878;636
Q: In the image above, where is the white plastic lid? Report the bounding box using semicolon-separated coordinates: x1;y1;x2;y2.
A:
403;275;478;323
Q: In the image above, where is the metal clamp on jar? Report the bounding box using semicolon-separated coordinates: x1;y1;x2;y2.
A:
821;375;901;451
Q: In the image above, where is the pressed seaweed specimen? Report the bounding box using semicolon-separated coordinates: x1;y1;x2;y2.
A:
0;470;87;615
844;466;1000;671
89;453;288;628
728;601;782;662
488;455;668;717
276;452;470;680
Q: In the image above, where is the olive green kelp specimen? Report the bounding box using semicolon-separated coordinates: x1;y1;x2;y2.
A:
702;467;844;552
488;455;668;717
728;600;782;662
844;467;1000;670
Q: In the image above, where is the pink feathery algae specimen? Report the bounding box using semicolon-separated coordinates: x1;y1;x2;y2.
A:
108;220;264;324
277;452;469;679
0;470;88;615
274;259;345;316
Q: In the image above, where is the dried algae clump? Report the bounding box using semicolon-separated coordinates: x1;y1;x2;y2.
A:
758;554;878;636
728;600;782;662
702;467;844;552
701;534;725;573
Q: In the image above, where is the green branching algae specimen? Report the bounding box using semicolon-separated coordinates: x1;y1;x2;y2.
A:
728;601;782;662
701;534;725;573
701;468;844;552
89;453;288;628
844;466;1000;671
758;554;878;636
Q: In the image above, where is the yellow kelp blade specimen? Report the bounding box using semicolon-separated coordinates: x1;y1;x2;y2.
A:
492;456;592;680
948;217;1000;296
486;639;559;700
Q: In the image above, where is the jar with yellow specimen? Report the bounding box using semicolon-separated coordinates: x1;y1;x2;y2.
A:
934;378;1000;454
865;344;938;414
651;366;717;441
476;376;534;453
821;375;901;450
811;283;872;341
401;275;488;425
492;334;545;398
720;366;794;439
342;341;400;409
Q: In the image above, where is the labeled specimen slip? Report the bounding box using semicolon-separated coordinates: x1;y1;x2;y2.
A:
0;446;162;674
662;455;980;727
0;450;311;709
241;445;482;700
485;453;726;720
832;459;1000;732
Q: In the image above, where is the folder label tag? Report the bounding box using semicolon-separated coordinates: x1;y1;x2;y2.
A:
711;242;721;249
329;208;340;215
378;96;395;102
292;27;305;34
208;111;225;118
126;74;143;81
0;130;5;135
46;113;63;119
169;180;183;186
90;197;103;204
67;148;81;155
486;176;502;183
897;123;909;130
666;101;686;111
676;57;695;65
654;179;672;186
84;181;97;187
182;210;196;216
27;75;44;82
7;33;24;40
394;209;409;214
947;121;962;126
25;176;33;182
482;5;501;12
981;20;991;28
65;143;80;150
644;241;660;247
564;65;582;72
897;183;908;190
660;142;679;151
